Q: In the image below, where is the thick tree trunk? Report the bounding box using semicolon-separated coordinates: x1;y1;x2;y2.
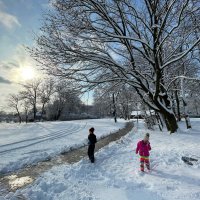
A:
155;93;178;133
162;112;178;133
135;86;178;133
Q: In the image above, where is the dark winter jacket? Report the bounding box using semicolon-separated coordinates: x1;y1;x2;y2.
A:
88;133;97;145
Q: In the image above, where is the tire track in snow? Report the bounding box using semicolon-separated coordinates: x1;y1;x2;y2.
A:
0;123;74;148
0;123;87;154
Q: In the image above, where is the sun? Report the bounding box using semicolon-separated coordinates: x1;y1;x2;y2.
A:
21;67;35;80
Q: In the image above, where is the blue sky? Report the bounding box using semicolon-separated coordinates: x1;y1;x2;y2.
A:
0;0;144;111
0;0;49;61
0;0;51;110
0;0;94;111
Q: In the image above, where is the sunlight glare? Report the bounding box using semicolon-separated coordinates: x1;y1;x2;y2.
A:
21;67;35;80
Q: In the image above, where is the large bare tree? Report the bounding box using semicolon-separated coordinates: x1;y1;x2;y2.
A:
20;79;42;121
39;78;56;117
46;80;81;120
8;94;22;123
30;0;200;132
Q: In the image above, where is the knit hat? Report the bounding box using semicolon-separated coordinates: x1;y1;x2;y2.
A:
145;133;150;138
144;133;150;140
89;127;95;133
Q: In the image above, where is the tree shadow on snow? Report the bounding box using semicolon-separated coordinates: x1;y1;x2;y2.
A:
150;170;200;187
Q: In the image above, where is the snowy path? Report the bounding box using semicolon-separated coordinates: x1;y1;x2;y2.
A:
8;119;200;200
0;119;125;173
0;122;133;196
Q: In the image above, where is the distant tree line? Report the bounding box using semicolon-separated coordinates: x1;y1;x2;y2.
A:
5;78;95;123
92;83;140;121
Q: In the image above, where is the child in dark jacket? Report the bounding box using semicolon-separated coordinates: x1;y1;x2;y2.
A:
136;133;151;172
88;127;97;163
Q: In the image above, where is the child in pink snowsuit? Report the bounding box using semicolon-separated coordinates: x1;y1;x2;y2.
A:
136;133;151;172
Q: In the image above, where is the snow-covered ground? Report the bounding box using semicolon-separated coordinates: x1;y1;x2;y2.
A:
9;118;200;200
0;119;125;173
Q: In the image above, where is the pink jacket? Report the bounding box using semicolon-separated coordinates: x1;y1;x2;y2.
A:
136;140;151;157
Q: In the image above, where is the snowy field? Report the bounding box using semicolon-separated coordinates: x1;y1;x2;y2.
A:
9;118;200;200
0;119;125;173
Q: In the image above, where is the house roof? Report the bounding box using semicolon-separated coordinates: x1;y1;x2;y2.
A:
131;111;141;115
131;110;155;116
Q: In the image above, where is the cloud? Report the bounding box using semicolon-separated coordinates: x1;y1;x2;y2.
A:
0;76;12;84
0;9;21;29
0;62;19;70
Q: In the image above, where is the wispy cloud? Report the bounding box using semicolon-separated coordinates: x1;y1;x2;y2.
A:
0;76;12;84
0;1;21;30
0;11;21;29
0;62;19;70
